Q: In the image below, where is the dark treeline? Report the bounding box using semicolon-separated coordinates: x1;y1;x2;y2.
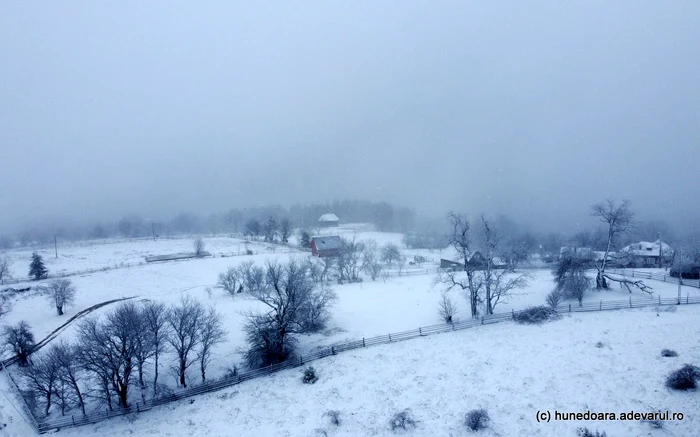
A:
0;200;417;248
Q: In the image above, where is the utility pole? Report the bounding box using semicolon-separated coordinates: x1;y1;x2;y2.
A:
152;222;156;241
54;236;58;258
677;247;682;303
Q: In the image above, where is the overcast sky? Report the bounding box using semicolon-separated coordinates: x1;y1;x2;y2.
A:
1;1;699;234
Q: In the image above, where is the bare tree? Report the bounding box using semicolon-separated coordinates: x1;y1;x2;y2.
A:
193;237;205;257
436;213;482;318
264;217;278;242
478;215;529;315
167;295;205;387
362;240;383;280
42;279;76;316
237;260;265;292
591;199;634;289
397;256;407;276
141;301;169;394
21;350;60;416
337;237;364;282
279;218;292;244
76;302;142;408
75;318;115;410
437;290;457;323
217;267;242;296
50;341;86;416
0;255;11;284
0;294;11;319
2;320;35;365
381;243;401;267
197;306;226;382
242;260;336;368
244;219;262;238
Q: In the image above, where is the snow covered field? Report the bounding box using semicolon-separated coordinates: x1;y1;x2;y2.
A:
3;302;698;437
1;229;699;436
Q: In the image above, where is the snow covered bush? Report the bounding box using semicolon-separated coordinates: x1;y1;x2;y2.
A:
302;366;318;384
665;364;700;390
576;428;607;437
513;306;559;325
325;410;341;426
389;409;417;432
464;409;489;431
545;289;562;308
217;267;241;296
661;349;678;357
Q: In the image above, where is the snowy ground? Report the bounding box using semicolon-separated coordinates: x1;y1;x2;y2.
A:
3;303;698;437
1;229;699;436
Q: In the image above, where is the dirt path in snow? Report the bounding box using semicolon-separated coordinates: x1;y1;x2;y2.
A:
1;296;140;368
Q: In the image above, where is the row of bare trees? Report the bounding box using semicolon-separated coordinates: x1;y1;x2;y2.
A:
244;217;293;244
436;213;530;318
5;297;225;418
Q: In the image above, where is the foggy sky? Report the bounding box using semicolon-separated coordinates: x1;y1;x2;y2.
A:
1;1;699;234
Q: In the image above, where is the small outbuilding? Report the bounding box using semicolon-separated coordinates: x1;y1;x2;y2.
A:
310;236;343;258
318;213;339;227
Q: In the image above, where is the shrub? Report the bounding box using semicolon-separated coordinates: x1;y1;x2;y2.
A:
325;410;341;426
546;289;562;308
642;418;663;429
513;306;560;324
302;366;318;384
576;428;607;437
595;341;606;349
390;409;417;432
665;364;700;390
661;349;678;357
464;409;489;431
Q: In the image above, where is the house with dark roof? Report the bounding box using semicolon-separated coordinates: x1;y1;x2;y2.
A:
310;235;343;257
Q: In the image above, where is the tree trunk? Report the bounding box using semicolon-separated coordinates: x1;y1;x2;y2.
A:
44;392;52;416
200;358;206;382
179;359;187;387
153;352;159;394
57;305;63;316
118;383;128;408
138;362;145;388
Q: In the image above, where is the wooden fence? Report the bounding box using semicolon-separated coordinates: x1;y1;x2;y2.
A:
20;294;698;433
609;268;700;288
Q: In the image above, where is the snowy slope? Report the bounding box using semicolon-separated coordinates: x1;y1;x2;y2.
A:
4;304;694;437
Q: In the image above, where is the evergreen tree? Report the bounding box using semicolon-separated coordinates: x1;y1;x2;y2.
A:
29;252;48;280
299;230;311;249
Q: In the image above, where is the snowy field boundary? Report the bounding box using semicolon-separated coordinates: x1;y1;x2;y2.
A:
610;268;700;288
26;294;700;434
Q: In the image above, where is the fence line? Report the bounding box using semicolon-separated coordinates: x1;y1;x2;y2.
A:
609;268;700;289
28;294;700;433
1;360;40;432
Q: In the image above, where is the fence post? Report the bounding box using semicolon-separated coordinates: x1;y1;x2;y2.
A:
632;270;634;278
362;338;365;347
569;303;571;313
629;296;632;308
419;328;422;335
512;309;514;320
299;355;303;365
451;322;455;331
599;300;602;311
658;295;661;305
331;346;335;355
389;333;392;342
687;293;689;304
137;403;140;412
72;415;75;425
481;317;484;325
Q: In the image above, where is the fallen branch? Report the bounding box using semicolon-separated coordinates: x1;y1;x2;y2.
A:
603;274;653;295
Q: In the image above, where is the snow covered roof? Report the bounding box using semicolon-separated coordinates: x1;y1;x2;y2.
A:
318;213;339;222
311;235;343;250
620;240;673;257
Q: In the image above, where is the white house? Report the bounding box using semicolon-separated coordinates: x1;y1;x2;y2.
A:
318;213;339;227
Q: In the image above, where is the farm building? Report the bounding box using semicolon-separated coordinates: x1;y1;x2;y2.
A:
618;240;673;267
310;235;343;257
318;213;339;227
